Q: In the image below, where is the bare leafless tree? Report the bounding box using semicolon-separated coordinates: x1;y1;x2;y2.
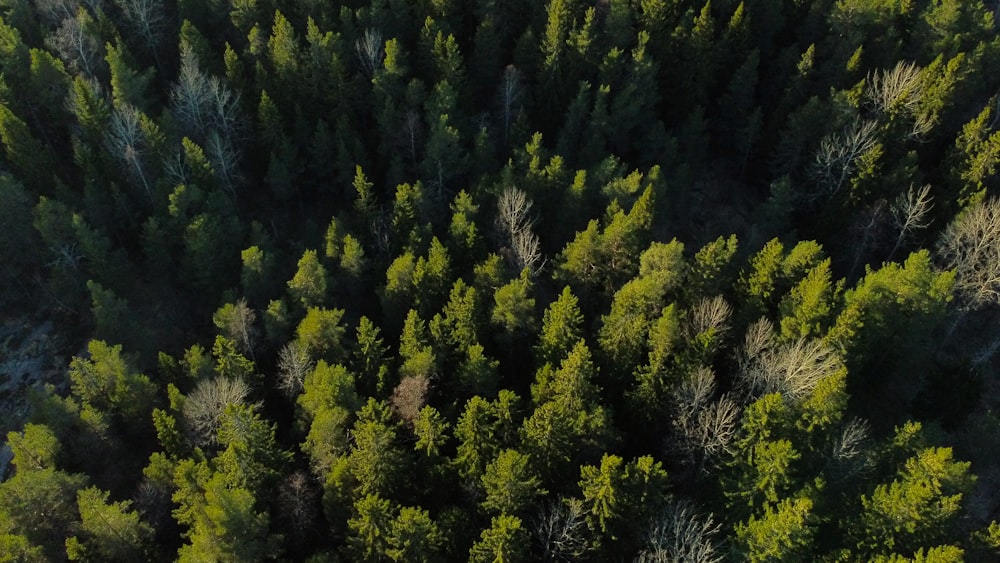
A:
866;61;923;116
686;296;732;342
535;498;589;561
827;417;874;484
672;367;741;470
865;60;934;139
847;201;888;280
214;298;258;359
113;0;165;64
691;395;740;462
936;196;1000;310
171;45;242;143
276;470;319;541
205;129;240;198
182;376;252;446
33;0;102;27
46;9;102;78
812;119;879;198
736;319;844;402
674;366;717;422
355;28;384;78
401;110;422;165
497;186;545;276
832;417;869;463
637;500;724;563
888;184;933;260
498;65;523;144
276;341;313;399
105;104;152;199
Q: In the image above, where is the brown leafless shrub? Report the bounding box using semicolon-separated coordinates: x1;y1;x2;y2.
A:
390;375;429;425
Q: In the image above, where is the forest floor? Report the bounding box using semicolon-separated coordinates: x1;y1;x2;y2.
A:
0;316;74;437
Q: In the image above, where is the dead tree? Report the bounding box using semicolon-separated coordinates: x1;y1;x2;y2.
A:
105;104;152;199
182;375;252;446
812;119;879;199
636;500;723;563
46;9;102;79
497;186;545;276
888;184;933;260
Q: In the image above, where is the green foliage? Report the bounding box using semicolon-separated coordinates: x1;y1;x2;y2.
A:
855;447;974;557
578;454;669;549
298;361;361;475
480;449;545;516
735;496;815;562
67;340;155;427
535;286;585;368
0;0;996;559
288;249;328;309
67;487;153;561
7;424;60;472
295;307;347;363
455;392;521;484
0;466;87;560
174;471;281;562
468;515;529;563
491;269;536;338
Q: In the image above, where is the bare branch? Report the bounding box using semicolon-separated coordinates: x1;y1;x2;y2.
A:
498;65;523;144
832;417;870;463
535;498;588;561
33;0;102;27
675;366;716;422
171;45;243;144
114;0;165;60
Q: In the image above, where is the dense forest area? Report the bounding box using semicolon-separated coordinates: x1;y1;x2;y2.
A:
2;0;1000;560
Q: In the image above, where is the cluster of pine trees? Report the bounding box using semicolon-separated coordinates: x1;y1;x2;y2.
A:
2;0;1000;560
